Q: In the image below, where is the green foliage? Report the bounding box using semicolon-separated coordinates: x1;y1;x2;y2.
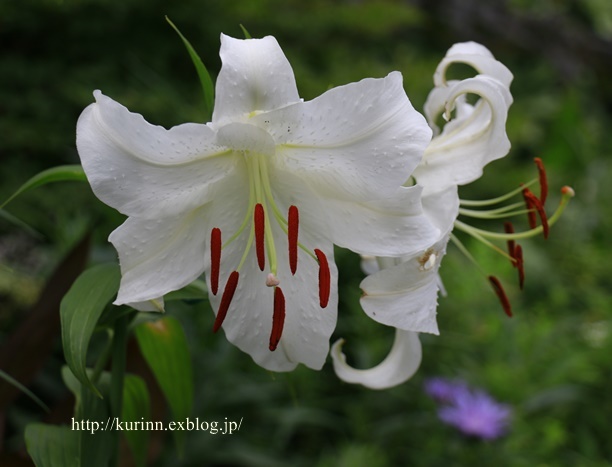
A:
122;375;151;467
134;316;194;455
25;424;80;467
60;263;120;397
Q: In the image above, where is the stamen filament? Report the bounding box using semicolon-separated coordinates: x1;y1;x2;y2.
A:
314;249;331;308
288;205;299;275
460;179;537;207
449;234;487;275
213;271;240;332
453;186;574;241
269;287;286;351
210;228;222;295
458;202;529;219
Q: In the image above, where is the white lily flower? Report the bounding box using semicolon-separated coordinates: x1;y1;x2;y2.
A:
332;42;514;388
76;34;438;372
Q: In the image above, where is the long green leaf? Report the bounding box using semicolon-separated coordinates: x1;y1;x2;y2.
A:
60;263;121;397
134;316;193;455
166;16;215;119
0;368;49;412
122;374;151;467
25;424;80;467
62;367;114;467
1;165;87;209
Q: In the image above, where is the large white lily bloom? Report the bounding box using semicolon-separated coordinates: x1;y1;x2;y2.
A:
76;34;438;372
332;42;513;388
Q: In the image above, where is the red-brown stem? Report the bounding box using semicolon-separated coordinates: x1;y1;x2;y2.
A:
213;271;239;332
269;287;286;351
534;157;548;205
314;249;330;308
524;189;550;239
210;228;222;295
504;222;516;267
514;244;525;290
288;205;299;275
254;203;265;270
488;275;512;318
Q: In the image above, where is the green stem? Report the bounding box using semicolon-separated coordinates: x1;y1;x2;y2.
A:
109;313;129;467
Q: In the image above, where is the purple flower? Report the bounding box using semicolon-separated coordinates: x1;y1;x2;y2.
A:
437;389;512;440
423;377;469;404
424;377;512;440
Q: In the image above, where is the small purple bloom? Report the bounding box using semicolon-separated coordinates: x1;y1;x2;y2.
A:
423;377;469;404
437;389;512;440
424;378;512;440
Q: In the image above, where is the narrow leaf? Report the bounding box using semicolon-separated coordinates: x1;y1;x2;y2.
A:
0;368;49;412
1;165;87;209
122;375;151;467
25;424;80;467
134;316;193;455
239;24;252;39
165;16;215;118
60;263;121;397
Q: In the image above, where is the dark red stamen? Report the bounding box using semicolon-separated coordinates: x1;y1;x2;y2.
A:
522;187;538;229
254;203;265;270
269;287;286;351
514;244;525;290
534;157;548;205
210;228;222;295
213;271;239;333
504;222;516;267
488;275;512;318
288;205;299;275
524;189;549;239
314;249;330;308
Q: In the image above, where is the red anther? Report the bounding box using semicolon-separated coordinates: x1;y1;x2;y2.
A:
504;222;516;267
524;189;549;239
254;203;265;270
269;287;286;351
522;188;538;229
488;275;512;318
534;157;548;205
514;244;525;290
210;228;222;295
288;205;299;275
314;249;330;308
213;271;239;333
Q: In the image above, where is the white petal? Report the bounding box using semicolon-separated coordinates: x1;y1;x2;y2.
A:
422;184;460;234
359;232;452;335
434;42;513;88
255;72;431;202
331;330;422;389
268;163;438;257
212;35;300;126
360;255;380;276
110;206;212;305
415;75;512;192
317;185;440;257
77;91;236;218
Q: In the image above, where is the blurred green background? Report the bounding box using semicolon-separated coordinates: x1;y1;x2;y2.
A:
1;0;612;465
